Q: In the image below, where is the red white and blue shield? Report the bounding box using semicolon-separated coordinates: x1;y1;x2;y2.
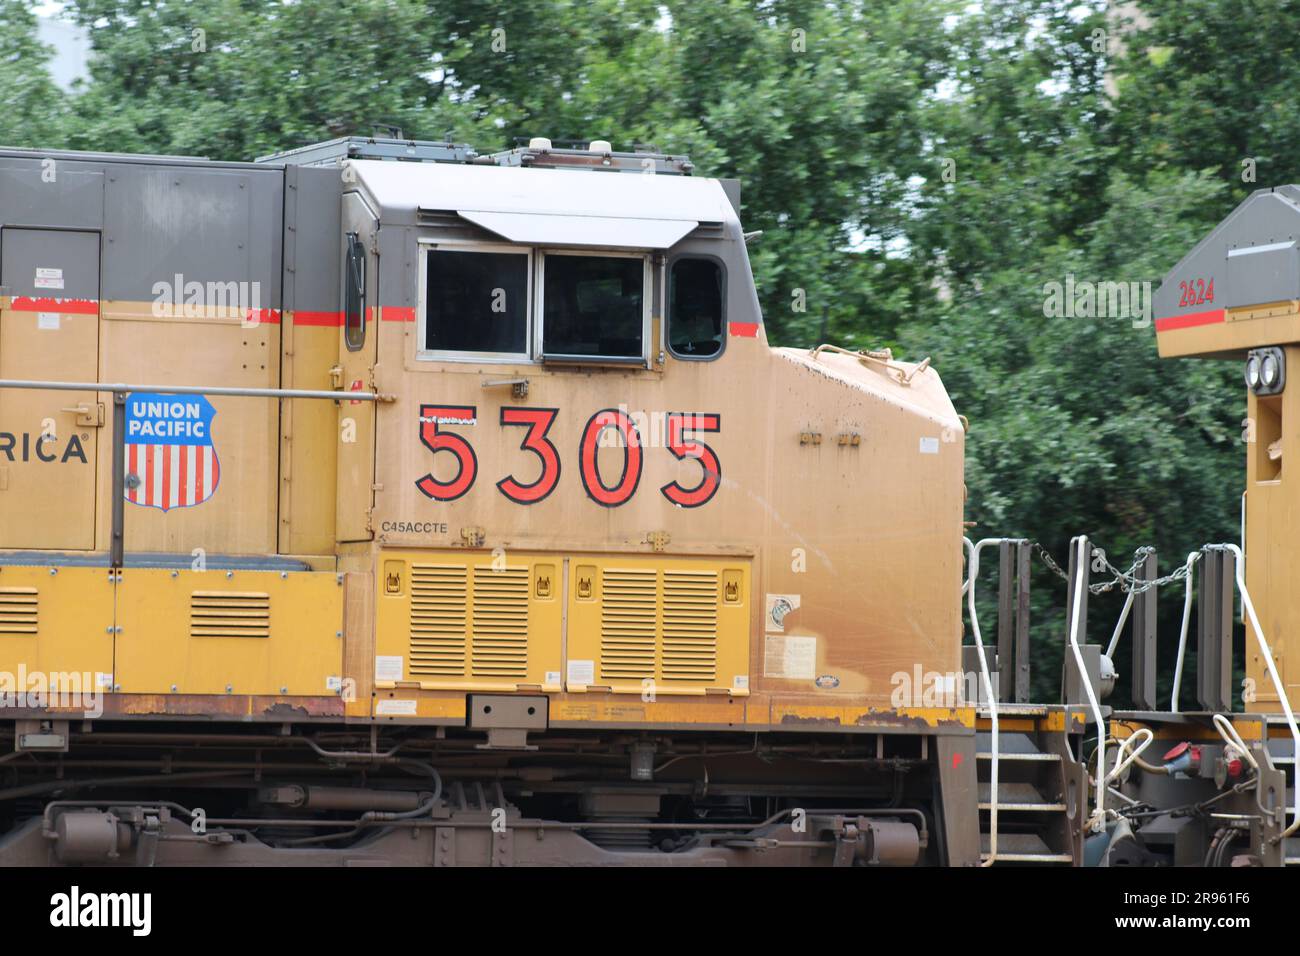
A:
124;392;220;511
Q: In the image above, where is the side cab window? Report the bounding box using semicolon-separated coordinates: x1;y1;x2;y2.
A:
344;231;366;351
668;256;725;359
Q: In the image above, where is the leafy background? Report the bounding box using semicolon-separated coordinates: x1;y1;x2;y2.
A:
3;0;1285;705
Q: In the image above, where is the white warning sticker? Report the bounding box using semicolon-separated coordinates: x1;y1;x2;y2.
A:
764;635;817;680
919;436;940;454
37;312;59;330
567;659;595;686
374;655;403;682
376;698;417;716
544;671;562;685
35;267;64;290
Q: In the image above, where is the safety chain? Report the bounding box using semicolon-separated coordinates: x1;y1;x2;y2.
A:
1031;542;1194;596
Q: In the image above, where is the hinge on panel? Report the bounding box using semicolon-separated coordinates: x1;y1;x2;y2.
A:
328;365;343;388
647;531;670;552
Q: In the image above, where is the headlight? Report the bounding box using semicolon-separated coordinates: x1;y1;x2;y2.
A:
1262;352;1280;388
1247;347;1286;396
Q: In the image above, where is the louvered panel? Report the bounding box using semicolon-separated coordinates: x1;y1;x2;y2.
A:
190;591;270;638
471;566;529;678
0;587;38;636
600;568;657;680
409;564;467;677
662;570;718;681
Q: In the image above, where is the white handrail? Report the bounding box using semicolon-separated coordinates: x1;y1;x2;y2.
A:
1067;536;1108;831
1171;551;1201;713
1221;543;1300;839
963;536;1002;866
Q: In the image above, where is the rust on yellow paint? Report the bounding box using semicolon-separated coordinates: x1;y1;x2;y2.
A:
771;703;974;729
550;697;745;725
104;693;343;719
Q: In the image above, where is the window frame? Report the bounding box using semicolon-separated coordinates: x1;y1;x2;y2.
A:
343;231;367;352
416;238;534;364
536;248;652;367
665;253;728;362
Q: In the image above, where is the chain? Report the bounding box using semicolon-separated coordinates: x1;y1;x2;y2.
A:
1031;541;1194;596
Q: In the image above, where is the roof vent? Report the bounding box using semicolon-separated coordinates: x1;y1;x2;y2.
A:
528;137;552;150
588;140;613;153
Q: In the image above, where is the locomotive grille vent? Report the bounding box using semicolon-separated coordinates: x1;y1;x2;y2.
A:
470;566;529;678
0;587;38;636
408;564;529;679
600;568;658;679
409;564;468;677
600;568;718;683
662;570;718;681
190;591;271;638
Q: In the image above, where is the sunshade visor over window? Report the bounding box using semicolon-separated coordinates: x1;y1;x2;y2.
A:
457;210;698;250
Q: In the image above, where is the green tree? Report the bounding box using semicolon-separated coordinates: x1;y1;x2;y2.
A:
0;0;69;146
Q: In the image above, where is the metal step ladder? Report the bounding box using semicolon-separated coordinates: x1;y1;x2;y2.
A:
1264;728;1300;865
977;729;1078;865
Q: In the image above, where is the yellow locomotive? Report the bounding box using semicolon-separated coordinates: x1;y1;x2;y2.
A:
7;135;1291;868
0;137;974;866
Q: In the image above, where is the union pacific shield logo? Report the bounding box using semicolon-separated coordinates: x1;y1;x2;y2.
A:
124;392;220;511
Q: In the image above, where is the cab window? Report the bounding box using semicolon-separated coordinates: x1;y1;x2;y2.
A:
668;257;724;359
423;248;529;359
541;253;646;362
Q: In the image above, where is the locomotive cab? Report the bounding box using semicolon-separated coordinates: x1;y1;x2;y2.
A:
322;145;967;722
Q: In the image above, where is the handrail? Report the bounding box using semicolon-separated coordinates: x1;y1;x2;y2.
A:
1067;535;1107;831
808;344;931;387
0;378;381;401
963;536;1003;866
1220;543;1300;840
1170;551;1201;713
